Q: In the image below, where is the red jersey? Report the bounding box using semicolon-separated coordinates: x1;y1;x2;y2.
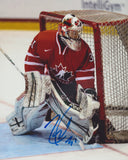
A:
25;30;95;89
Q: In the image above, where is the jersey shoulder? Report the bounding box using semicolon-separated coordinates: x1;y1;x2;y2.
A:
37;30;57;42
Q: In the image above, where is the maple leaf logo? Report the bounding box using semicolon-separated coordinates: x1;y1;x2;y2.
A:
51;63;73;82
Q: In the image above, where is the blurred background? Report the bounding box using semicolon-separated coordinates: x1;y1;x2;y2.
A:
0;0;128;19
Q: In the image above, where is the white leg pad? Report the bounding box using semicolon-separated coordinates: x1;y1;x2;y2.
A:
6;101;50;136
47;87;98;143
7;111;26;135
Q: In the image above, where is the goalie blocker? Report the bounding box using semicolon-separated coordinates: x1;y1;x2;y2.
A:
6;71;100;143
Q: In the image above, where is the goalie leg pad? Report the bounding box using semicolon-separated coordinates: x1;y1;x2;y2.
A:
23;71;52;108
7;71;52;136
6;100;50;136
23;102;49;132
6;111;26;135
47;88;98;143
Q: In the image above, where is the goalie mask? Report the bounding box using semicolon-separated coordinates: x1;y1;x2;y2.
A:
58;14;83;51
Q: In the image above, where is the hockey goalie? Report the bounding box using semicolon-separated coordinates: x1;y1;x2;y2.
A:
7;14;100;143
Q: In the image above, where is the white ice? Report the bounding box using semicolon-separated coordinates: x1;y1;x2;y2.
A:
0;30;128;160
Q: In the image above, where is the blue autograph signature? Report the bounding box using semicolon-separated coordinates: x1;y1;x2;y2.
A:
44;107;77;146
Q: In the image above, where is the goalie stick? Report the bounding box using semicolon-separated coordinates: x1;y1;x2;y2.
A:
0;48;24;77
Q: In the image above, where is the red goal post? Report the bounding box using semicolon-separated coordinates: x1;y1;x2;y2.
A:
39;10;128;143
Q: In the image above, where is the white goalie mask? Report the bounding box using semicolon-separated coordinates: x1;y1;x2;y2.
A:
58;14;83;51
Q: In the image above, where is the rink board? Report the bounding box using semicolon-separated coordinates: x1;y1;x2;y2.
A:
0;122;103;159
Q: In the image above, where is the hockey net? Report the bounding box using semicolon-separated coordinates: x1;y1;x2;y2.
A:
39;10;128;143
